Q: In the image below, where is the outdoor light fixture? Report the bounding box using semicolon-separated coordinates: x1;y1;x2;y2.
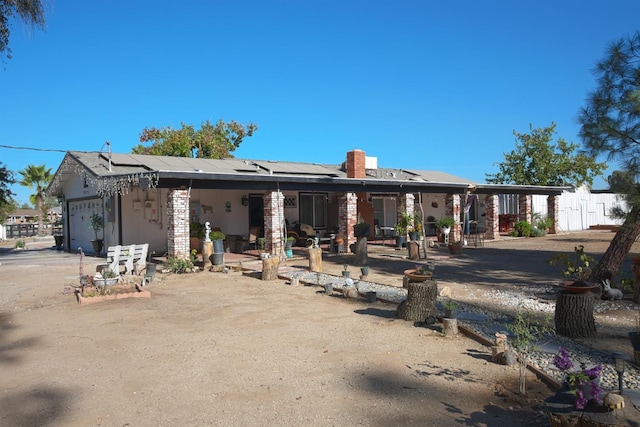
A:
241;195;249;207
614;353;625;394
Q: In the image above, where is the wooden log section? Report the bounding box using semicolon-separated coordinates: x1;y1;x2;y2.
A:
397;280;438;322
353;237;368;266
442;318;459;336
308;247;322;272
555;292;596;338
261;257;280;281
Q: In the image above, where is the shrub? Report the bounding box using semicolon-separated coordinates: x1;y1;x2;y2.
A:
164;256;195;274
512;221;532;237
530;227;546;237
14;239;25;249
209;230;225;241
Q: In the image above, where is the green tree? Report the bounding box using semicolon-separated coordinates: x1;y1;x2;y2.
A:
18;164;52;235
0;161;15;223
0;0;47;62
486;123;606;186
578;31;640;281
132;119;258;159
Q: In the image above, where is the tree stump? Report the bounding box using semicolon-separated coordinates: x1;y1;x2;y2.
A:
397;280;438;322
555;292;596;338
442;318;459;336
202;241;213;271
308;247;323;272
353;236;368;266
261;257;280;281
407;241;420;260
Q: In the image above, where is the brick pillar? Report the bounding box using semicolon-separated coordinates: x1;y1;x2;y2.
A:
445;193;461;242
485;194;500;240
338;192;358;248
518;194;532;224
264;191;284;255
396;193;416;234
547;194;559;234
167;188;189;258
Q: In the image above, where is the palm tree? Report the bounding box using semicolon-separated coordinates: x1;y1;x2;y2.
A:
19;164;52;236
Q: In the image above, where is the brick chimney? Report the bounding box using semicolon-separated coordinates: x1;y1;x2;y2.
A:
346;149;366;179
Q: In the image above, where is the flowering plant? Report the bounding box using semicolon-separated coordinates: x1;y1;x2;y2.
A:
553;347;604;409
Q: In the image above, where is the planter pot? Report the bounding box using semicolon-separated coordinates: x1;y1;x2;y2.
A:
409;231;419;241
94;277;118;287
404;269;433;282
91;239;104;255
212;239;224;254
353;224;371;238
211;253;224;265
54;235;64;250
444;308;456;318
366;291;377;303
396;236;406;248
285;249;293;258
342;271;350;278
562;281;598;294
190;237;202;253
360;266;369;276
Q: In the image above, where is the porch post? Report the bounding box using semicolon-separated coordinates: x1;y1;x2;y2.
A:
484;194;500;240
445;193;461;243
338;192;357;249
264;191;285;256
547;194;559;234
518;194;532;224
167;188;190;258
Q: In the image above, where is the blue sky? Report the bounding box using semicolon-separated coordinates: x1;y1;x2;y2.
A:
1;1;638;206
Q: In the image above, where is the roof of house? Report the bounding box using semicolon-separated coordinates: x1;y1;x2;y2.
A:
47;150;569;197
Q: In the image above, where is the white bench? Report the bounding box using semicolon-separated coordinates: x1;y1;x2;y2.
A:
97;243;148;276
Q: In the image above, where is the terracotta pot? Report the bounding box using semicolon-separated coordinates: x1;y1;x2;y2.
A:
404;269;432;282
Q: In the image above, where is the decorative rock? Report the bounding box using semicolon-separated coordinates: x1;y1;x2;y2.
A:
603;392;624;410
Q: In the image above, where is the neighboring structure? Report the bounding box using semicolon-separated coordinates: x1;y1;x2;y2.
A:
48;149;605;257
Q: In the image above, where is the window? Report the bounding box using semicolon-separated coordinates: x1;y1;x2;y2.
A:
299;193;327;229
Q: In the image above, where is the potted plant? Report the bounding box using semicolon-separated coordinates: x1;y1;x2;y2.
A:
547;245;596;292
89;213;105;255
448;241;463;255
435;216;455;237
257;237;268;258
394;212;412;247
442;298;457;318
284;236;295;258
353;214;371;238
190;222;205;252
53;218;64;250
209;230;226;254
408;214;423;241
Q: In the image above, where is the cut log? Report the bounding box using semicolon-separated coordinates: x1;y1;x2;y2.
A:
353;236;368;266
308;247;322;272
442;317;458;336
397;280;438;322
555;292;596;338
407;241;420;260
261;257;280;281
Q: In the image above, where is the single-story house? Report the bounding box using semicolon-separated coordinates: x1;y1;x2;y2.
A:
47;149;571;257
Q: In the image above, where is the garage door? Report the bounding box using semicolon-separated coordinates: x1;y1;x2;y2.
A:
68;199;102;254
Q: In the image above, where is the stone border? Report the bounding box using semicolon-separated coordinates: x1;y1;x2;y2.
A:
75;285;151;305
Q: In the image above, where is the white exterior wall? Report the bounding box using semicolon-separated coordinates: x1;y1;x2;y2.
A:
532;191;625;232
120;188;167;255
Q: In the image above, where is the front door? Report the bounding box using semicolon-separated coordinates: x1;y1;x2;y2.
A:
248;194;264;235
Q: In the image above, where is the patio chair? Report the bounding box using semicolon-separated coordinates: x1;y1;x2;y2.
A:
248;226;260;250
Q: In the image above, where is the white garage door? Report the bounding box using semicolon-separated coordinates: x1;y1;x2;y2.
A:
68;199;103;254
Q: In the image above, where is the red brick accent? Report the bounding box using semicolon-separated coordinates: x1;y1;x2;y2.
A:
338;192;358;248
518;194;532;224
346;149;366;179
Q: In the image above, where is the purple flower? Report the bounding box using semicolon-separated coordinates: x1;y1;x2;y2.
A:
553;347;574;371
583;365;602;379
574;389;588;410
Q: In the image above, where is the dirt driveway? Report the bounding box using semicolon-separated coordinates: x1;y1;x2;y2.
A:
1;230;637;426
